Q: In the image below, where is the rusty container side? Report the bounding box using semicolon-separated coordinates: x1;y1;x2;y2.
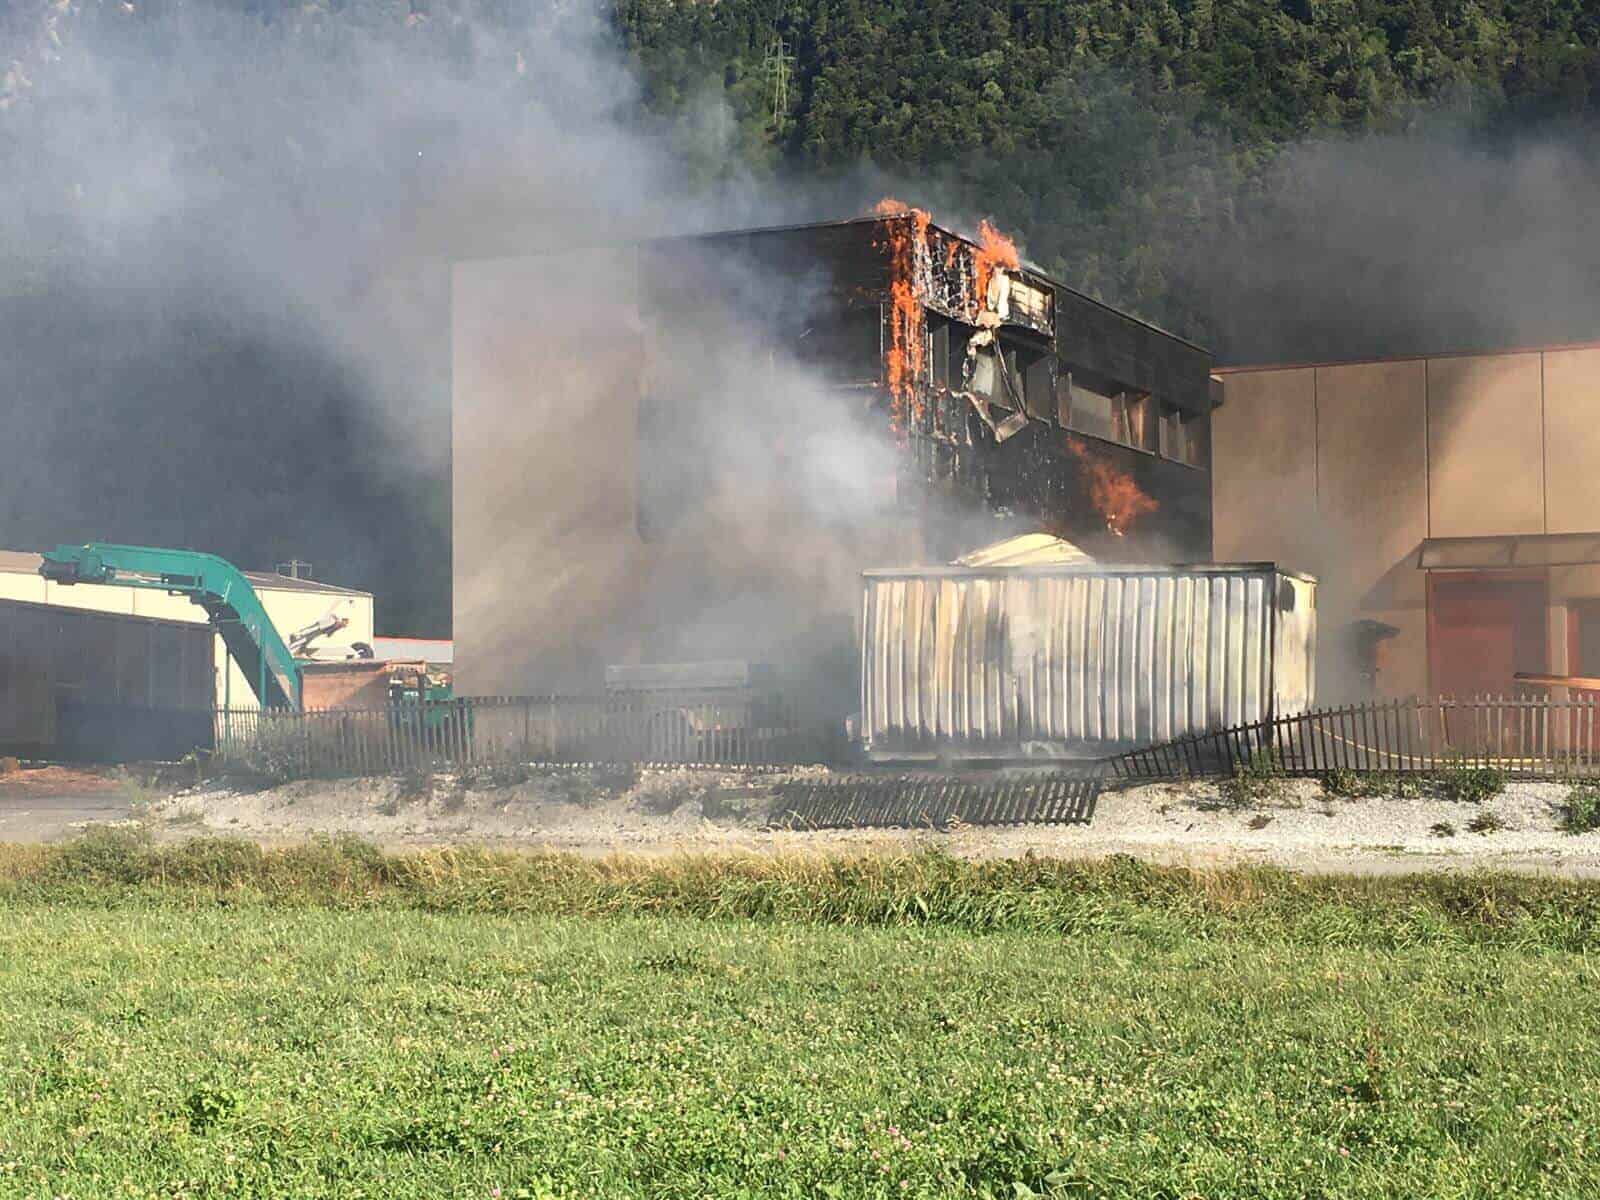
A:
860;563;1316;760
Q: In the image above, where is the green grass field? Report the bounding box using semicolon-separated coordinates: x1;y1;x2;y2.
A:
4;834;1600;1198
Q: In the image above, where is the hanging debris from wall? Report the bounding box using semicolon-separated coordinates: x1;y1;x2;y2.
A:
872;202;1045;447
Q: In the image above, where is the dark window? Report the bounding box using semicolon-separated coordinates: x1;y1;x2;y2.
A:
1181;410;1209;468
793;310;881;385
1018;347;1054;421
928;317;951;389
1159;404;1185;461
1114;392;1158;451
1063;373;1118;442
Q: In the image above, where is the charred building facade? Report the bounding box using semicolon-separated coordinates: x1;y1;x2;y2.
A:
452;213;1216;700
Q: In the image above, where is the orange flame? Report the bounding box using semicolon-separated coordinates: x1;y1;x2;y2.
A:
872;198;931;430
1064;436;1159;536
973;218;1020;315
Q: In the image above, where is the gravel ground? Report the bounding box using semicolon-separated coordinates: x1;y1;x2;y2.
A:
130;767;1600;877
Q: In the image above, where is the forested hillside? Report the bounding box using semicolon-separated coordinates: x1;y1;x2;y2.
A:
616;0;1600;355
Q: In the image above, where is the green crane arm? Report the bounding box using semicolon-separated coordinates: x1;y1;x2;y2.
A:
39;543;301;710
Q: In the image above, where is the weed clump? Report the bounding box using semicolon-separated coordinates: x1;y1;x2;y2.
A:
394;766;432;803
527;765;637;807
1320;769;1424;799
636;777;698;815
1466;810;1506;835
1560;786;1600;834
1436;761;1506;805
227;724;309;785
456;762;535;791
1429;821;1457;838
44;825;155;884
1219;748;1287;809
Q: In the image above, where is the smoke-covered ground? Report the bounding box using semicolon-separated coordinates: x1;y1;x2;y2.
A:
6;2;1600;641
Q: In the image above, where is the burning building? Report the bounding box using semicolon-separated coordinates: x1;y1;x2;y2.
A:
452;212;1217;704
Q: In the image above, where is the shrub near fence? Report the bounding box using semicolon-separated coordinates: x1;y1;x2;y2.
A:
213;693;844;778
1107;695;1600;783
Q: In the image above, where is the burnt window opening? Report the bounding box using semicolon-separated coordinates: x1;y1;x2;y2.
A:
1059;372;1117;442
792;308;881;386
1181;409;1210;469
1159;403;1184;461
1058;370;1174;455
1157;403;1210;468
1115;392;1158;452
963;332;1049;412
927;315;951;389
1008;276;1052;328
1022;352;1055;422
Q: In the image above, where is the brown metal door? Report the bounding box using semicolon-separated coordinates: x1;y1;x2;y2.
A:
1428;573;1546;752
1566;600;1600;751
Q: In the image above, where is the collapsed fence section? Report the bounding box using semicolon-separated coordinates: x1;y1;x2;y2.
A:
776;770;1101;830
1107;695;1600;783
212;692;846;776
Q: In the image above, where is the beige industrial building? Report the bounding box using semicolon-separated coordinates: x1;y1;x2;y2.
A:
0;551;374;710
1213;342;1600;702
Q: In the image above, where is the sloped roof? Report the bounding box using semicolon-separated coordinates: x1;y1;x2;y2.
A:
0;549;368;598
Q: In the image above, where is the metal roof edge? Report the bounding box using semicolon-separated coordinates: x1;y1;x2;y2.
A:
242;572;371;598
456;213;1210;358
0;593;208;631
862;562;1317;582
1214;336;1600;376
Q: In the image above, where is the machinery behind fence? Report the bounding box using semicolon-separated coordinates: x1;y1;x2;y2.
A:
1107;695;1600;783
213;691;843;774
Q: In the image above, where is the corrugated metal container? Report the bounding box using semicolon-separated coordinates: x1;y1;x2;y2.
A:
860;563;1316;760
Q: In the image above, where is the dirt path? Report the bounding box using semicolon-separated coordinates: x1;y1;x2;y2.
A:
0;764;140;843
110;766;1600;877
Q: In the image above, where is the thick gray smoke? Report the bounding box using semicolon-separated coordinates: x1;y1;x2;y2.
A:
1194;118;1600;364
9;4;1600;700
3;0;911;702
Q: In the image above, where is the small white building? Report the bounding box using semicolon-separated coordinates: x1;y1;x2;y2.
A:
0;550;374;710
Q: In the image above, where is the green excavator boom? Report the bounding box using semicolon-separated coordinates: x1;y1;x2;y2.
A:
39;543;302;710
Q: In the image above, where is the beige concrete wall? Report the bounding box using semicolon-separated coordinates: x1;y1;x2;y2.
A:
1215;347;1600;703
1210;368;1317;567
1543;348;1600;535
1426;353;1544;538
1315;361;1430;699
0;570;191;617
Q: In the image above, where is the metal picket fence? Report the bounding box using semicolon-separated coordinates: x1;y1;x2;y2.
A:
775;770;1102;830
1106;695;1600;783
212;692;845;776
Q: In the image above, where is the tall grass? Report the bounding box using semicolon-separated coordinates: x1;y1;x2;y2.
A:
5;828;1600;950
